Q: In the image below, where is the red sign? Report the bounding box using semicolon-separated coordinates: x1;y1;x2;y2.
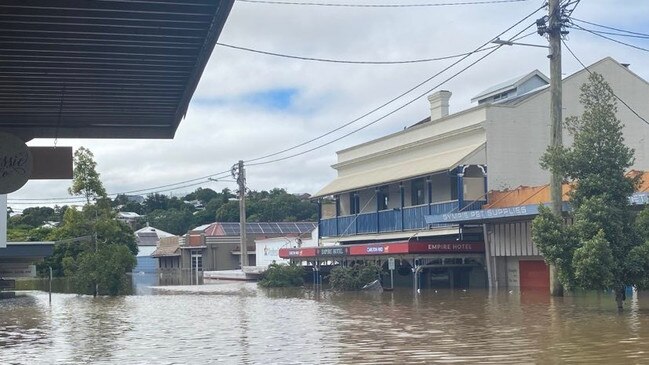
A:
279;241;484;259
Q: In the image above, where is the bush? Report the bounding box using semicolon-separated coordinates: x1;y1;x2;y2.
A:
258;263;305;288
328;263;383;291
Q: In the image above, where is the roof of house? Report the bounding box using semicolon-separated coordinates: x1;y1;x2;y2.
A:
118;212;142;219
151;245;180;258
135;226;175;246
471;70;549;103
199;222;317;237
0;0;235;140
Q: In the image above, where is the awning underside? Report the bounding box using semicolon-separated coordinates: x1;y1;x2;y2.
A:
0;0;234;140
314;143;486;197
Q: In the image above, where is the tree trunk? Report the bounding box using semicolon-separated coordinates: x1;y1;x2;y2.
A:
615;287;626;310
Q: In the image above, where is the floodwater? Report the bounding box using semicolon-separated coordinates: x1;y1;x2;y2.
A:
1;277;649;364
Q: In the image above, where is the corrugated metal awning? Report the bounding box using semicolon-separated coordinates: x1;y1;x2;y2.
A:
0;0;234;140
314;143;485;197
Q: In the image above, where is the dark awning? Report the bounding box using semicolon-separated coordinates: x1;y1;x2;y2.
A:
0;0;234;140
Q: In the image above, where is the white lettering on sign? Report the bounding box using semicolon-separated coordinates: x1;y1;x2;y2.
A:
0;133;33;194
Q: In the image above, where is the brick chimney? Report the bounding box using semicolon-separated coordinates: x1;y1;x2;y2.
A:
428;90;452;121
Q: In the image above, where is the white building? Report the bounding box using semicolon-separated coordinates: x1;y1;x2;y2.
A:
311;57;649;290
255;228;318;267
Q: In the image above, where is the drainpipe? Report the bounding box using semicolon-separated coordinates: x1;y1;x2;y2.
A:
479;165;488;204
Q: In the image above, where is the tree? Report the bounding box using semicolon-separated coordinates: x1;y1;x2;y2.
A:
68;147;107;204
147;208;193;235
532;73;648;309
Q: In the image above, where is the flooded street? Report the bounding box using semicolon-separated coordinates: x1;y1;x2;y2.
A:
1;279;648;364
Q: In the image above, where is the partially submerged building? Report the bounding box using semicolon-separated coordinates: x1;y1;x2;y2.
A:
297;57;649;291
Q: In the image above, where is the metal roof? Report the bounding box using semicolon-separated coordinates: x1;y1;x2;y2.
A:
203;222;318;236
0;0;234;140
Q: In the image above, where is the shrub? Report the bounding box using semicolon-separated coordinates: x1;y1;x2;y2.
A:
258;262;305;288
328;263;383;291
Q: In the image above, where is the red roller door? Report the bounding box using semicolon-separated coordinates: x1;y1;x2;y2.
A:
519;260;550;290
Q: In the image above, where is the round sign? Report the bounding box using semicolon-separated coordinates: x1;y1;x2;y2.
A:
0;132;33;194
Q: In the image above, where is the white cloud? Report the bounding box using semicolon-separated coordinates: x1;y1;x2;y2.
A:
9;0;649;208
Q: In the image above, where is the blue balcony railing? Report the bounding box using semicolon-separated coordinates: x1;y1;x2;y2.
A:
319;199;486;238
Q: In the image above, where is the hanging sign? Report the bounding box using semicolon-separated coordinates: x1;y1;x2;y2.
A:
0;132;33;194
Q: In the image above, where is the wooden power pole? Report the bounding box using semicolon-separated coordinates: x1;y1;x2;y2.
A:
235;160;248;268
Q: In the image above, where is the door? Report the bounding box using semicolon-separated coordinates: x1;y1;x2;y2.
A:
519;260;549;290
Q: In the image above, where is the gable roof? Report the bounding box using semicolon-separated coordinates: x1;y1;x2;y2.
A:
202;222;317;236
471;70;549;103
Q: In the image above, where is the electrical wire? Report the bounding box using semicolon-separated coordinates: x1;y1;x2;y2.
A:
571;24;649;53
217;42;502;65
246;6;544;166
562;40;649;126
236;0;530;8
7;171;234;204
249;23;537;166
571;17;649;38
246;29;538;164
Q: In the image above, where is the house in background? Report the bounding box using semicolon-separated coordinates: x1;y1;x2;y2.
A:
133;225;174;274
178;222;317;275
151;236;182;274
117;212;142;229
310;57;649;291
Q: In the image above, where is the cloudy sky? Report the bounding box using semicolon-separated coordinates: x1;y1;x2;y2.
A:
9;0;649;209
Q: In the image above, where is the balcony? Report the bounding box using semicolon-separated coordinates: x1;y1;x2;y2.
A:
319;200;486;238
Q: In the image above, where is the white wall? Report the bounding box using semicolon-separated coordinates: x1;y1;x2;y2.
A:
487;58;649;190
255;237;317;267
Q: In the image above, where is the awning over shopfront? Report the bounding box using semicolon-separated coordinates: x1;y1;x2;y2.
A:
424;192;649;225
314;143;485;197
0;0;234;140
279;240;484;259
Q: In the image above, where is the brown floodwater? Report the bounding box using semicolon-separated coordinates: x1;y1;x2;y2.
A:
1;277;648;364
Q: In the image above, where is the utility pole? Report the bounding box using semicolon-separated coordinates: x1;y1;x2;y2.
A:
539;0;567;297
233;160;248;268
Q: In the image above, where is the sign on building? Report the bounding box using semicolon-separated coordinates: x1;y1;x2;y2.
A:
0;132;33;194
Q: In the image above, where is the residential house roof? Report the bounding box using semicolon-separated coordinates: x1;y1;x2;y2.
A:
135;226;175;246
199;222;317;236
471;70;550;103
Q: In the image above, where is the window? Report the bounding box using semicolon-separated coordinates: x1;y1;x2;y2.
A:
350;192;360;214
411;178;426;206
191;250;203;271
377;186;389;210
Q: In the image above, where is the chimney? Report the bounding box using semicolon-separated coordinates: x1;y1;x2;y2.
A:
428;90;452;121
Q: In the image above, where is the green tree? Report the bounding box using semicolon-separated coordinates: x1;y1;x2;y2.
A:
72;244;136;295
532;73;647;309
147;208;193;235
68;147;107;204
258;262;305;288
328;263;383;291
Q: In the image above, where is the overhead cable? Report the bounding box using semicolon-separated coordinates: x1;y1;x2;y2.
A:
217;42;502;65
246;6;544;165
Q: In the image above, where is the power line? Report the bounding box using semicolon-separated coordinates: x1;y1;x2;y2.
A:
571;17;649;38
562;40;649;126
237;0;530;8
246;6;544;165
249;22;539;166
246;30;538;164
7;171;233;203
571;24;649;53
576;28;649;40
217;42;502;65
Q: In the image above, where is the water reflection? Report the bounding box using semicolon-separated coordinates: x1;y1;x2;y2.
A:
1;283;649;364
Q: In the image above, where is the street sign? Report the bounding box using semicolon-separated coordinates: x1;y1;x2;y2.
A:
388;257;395;270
